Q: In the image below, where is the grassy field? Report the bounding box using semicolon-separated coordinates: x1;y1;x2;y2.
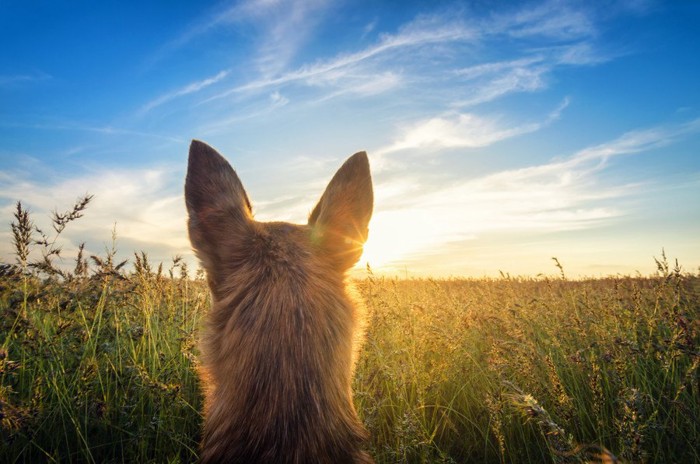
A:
1;201;698;463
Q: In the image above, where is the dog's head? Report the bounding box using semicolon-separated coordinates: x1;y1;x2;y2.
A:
185;140;373;297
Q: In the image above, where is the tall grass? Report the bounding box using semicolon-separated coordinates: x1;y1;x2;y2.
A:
355;266;699;463
1;200;698;463
2;201;206;463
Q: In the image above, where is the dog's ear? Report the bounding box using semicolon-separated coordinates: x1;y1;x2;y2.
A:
309;152;373;271
185;140;252;273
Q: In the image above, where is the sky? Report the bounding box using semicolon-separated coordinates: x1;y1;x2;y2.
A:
1;0;699;278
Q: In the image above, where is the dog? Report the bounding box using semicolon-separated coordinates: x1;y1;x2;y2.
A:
185;140;374;463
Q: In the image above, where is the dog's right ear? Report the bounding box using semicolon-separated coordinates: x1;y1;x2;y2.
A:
308;151;373;271
185;140;252;271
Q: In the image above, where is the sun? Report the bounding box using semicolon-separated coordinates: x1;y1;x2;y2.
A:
358;209;433;272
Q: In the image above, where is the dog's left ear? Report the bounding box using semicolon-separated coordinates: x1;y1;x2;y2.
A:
309;152;373;271
185;140;253;278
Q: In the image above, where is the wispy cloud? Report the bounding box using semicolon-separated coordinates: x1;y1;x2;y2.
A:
196;90;291;134
425;118;700;226
453;56;545;80
375;113;530;156
192;1;608;132
375;98;570;159
204;15;474;101
363;118;700;272
250;0;331;77
139;70;230;114
235;1;598;97
144;1;256;67
149;0;330;76
490;0;596;40
162;0;599;94
570;118;700;165
311;71;401;103
451;43;606;107
455;64;550;107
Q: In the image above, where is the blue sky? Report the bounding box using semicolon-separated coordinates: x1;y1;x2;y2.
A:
1;0;699;277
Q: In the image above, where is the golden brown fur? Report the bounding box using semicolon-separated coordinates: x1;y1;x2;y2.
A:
185;140;374;463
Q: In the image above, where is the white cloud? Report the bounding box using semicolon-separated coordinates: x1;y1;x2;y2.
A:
165;0;330;72
375;99;569;158
362;118;700;273
312;72;401;103
454;56;545;80
456;65;550;107
192;2;607;128
189;0;599;105
204;15;474;101
571;118;700;165
378;113;515;154
553;42;607;65
139;70;230;114
492;0;596;40
251;0;331;77
450;42;605;108
144;0;331;87
0;166;190;268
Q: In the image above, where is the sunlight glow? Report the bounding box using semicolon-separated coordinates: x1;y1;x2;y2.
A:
359;209;445;272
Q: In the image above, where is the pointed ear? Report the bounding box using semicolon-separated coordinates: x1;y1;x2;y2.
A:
185;140;252;270
308;151;373;270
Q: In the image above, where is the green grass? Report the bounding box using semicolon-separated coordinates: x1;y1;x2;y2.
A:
1;267;205;463
1;201;698;463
